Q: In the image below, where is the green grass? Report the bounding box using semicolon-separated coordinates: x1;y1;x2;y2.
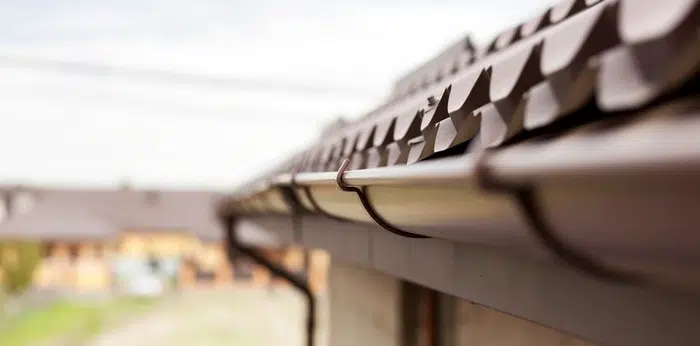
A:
0;297;156;346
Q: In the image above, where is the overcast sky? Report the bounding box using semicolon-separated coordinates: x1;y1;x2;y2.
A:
0;0;553;190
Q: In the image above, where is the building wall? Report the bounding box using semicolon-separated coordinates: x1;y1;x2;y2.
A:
33;241;113;291
201;242;233;286
454;299;598;346
119;230;200;288
119;230;199;258
329;260;597;346
329;260;401;346
309;250;330;293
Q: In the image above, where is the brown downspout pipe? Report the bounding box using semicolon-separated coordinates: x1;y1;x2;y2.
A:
222;216;316;346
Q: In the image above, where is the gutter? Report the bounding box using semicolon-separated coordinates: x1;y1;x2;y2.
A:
220;98;700;292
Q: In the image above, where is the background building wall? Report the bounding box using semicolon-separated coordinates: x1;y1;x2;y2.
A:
309;250;329;293
119;230;198;258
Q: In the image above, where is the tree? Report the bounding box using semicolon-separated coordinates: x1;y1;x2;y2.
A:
0;241;42;295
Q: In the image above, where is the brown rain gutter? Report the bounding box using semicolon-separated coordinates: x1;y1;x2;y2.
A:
221;98;700;292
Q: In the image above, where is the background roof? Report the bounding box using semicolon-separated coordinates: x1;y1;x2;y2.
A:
0;203;119;240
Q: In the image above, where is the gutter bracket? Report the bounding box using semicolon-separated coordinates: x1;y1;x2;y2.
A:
473;151;643;284
336;158;430;239
287;165;352;224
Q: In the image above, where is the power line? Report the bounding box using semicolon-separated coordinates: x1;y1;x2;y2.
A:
0;55;375;97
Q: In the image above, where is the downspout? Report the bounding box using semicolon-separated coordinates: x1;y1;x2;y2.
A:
221;216;316;346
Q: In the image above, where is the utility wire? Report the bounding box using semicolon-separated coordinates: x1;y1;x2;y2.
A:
0;55;374;97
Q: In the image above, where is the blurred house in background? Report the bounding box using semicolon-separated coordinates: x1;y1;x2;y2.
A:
0;204;117;291
0;186;328;294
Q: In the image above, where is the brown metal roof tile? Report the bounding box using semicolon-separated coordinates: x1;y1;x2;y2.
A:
325;157;342;172
494;26;520;52
354;122;376;151
444;68;491;123
307;145;327;172
478;101;519;148
342;151;363;170
476;44;542;148
433;117;458;153
386;141;409;166
540;2;618;76
293;150;311;173
318;142;334;166
332;137;347;161
372;116;396;147
619;0;699;44
489;42;543;102
392;108;424;142
434;111;482;153
524;60;598;129
342;133;359;157
520;9;553;37
300;149;317;172
406;136;427;165
366;147;388;169
550;0;590;23
597;35;700;111
420;125;442;157
416;85;449;131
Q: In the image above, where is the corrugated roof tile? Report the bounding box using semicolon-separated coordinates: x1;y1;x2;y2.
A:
372;116;396;147
619;0;698;43
235;0;699;184
540;2;618;75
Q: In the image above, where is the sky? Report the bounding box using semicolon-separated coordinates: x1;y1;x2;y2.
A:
0;0;553;190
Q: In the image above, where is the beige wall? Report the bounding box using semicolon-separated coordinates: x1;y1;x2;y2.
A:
33;241;113;291
454;299;598;346
309;250;330;293
119;230;198;258
329;260;401;346
329;260;598;346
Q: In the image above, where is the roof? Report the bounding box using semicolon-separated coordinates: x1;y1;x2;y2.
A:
217;2;700;345
220;0;700;282
0;204;119;241
33;189;223;230
0;188;229;242
239;0;698;179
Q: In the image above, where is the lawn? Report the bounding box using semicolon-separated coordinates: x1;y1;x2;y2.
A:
0;296;156;346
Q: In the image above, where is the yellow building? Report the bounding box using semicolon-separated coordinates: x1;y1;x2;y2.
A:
0;205;117;292
0;187;328;293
